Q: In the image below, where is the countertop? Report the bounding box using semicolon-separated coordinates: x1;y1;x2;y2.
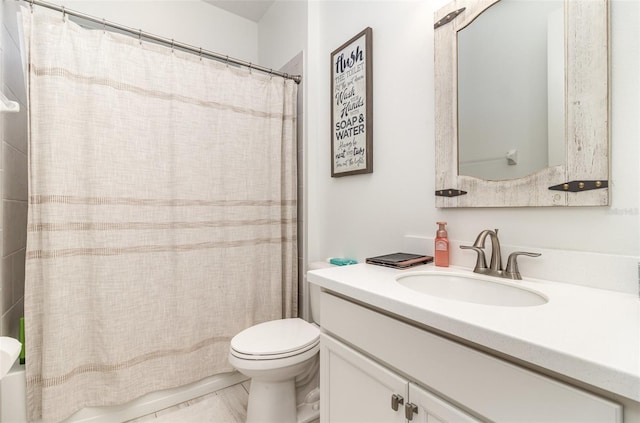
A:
307;263;640;402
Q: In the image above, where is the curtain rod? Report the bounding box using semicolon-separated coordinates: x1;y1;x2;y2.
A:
24;0;302;84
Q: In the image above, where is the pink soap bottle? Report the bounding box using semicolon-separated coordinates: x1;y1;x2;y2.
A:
435;222;449;267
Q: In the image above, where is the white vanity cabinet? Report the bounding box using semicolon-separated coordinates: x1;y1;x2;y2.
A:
321;333;479;422
319;291;622;423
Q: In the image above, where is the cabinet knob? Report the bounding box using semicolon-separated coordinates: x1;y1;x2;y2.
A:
405;403;419;420
391;394;404;411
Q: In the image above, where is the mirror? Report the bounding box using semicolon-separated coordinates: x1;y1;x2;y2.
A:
458;0;564;181
434;0;609;207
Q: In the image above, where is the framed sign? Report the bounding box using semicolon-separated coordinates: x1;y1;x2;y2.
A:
331;27;373;177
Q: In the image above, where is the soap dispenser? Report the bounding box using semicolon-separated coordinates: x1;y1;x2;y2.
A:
435;222;449;267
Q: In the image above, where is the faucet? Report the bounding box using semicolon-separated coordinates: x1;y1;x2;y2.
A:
460;229;541;280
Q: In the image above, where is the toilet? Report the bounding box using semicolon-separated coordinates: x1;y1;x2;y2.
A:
228;263;329;423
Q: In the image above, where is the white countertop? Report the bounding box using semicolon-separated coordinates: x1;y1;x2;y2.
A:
307;263;640;402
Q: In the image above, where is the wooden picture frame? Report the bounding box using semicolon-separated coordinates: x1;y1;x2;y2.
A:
331;27;373;177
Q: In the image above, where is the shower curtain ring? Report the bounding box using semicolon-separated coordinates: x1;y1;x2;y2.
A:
199;47;203;61
269;69;273;79
61;6;66;21
102;18;106;33
225;56;229;67
248;63;253;74
138;29;143;44
171;39;175;53
29;0;34;13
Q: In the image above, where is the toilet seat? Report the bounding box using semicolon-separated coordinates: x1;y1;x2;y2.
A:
230;318;320;360
230;339;319;360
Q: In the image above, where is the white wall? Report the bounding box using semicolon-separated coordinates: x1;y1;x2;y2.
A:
258;0;307;71
307;0;434;261
60;0;259;62
305;0;639;293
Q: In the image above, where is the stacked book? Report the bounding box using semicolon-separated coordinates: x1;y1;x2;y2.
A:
365;252;433;269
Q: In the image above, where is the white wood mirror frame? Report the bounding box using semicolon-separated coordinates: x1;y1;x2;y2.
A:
434;0;609;208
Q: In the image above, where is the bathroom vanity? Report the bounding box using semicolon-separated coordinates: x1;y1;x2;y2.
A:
307;264;640;422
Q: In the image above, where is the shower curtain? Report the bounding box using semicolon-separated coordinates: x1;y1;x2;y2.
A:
23;7;297;422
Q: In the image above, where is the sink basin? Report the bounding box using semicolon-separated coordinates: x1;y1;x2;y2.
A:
396;272;548;307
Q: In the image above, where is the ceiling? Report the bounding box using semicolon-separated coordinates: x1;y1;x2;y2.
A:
203;1;276;22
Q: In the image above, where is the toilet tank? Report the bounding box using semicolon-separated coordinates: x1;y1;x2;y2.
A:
307;262;334;326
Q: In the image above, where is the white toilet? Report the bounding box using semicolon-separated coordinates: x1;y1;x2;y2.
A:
228;263;328;423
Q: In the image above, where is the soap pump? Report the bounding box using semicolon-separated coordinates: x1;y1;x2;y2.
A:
435;221;449;267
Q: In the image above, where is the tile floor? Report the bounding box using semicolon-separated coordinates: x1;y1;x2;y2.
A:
128;382;250;423
128;381;320;423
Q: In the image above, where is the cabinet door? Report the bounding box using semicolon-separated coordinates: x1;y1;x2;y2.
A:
321;333;407;423
408;383;480;423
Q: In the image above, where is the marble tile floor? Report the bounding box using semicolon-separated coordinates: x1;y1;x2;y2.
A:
127;381;320;423
127;382;250;423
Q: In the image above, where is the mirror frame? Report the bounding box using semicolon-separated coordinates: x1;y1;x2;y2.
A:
434;0;609;207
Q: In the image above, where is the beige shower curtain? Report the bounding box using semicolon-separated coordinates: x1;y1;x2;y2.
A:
23;7;297;422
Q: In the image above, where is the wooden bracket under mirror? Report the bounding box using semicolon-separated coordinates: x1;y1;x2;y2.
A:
434;0;609;207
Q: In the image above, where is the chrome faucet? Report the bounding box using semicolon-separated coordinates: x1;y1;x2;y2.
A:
461;229;541;280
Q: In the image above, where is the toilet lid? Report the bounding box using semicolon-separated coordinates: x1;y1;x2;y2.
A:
230;318;320;357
